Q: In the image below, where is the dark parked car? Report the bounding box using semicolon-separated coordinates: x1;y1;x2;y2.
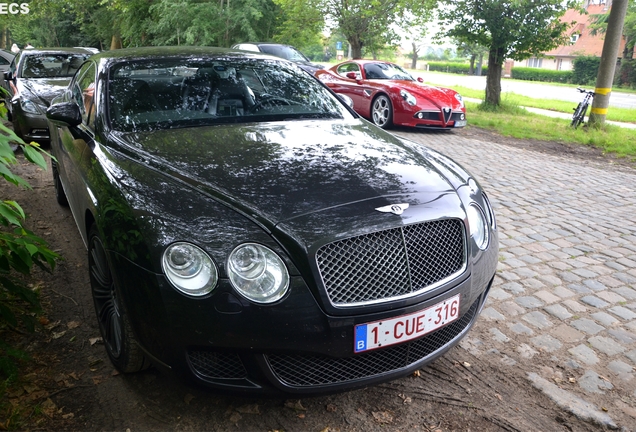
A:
0;48;15;73
232;42;324;73
4;47;92;142
46;46;498;395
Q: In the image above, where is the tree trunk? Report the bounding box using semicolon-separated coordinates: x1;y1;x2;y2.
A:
411;42;418;69
485;47;504;106
110;34;123;50
589;0;629;127
349;36;363;59
469;54;476;75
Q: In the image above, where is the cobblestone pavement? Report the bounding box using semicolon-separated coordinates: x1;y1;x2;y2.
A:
396;129;636;430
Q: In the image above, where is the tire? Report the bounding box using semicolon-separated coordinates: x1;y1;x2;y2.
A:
52;162;69;206
570;103;587;128
371;95;393;129
88;225;150;373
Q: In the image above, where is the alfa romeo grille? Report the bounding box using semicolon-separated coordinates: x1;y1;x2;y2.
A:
316;219;465;306
266;297;479;387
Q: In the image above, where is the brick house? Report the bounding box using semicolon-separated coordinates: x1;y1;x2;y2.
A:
513;0;627;71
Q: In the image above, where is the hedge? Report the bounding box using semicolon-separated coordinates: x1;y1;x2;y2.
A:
571;56;601;85
511;67;573;83
426;62;488;76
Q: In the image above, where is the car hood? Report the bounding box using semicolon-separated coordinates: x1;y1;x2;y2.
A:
112;120;459;227
18;78;71;106
389;80;461;109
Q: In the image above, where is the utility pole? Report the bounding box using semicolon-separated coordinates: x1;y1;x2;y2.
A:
588;0;629;128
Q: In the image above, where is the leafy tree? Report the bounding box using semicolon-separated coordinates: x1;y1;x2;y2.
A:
590;0;636;59
317;0;435;59
454;39;488;75
438;0;579;106
272;0;324;50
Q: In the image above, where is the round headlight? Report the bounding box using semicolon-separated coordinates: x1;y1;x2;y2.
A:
467;204;489;250
162;242;218;297
228;243;289;304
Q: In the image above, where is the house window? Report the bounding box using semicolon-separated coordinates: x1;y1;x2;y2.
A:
570;34;579;43
528;57;543;68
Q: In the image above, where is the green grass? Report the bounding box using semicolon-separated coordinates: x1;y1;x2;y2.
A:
448;85;636;124
465;101;636;159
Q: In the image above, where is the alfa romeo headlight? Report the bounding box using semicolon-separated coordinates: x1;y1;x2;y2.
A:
400;90;416;106
228;243;289;304
455;93;464;108
162;242;218;297
467;204;489;250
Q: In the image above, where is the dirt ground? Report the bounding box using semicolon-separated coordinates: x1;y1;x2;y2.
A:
1;125;628;432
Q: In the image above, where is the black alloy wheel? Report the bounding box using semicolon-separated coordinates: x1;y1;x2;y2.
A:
88;225;149;373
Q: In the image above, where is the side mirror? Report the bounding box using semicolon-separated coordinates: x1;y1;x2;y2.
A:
345;72;357;80
46;102;82;127
4;71;13;81
417;77;424;83
337;93;354;109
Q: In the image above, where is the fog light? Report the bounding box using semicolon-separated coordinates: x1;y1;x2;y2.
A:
418;112;424;119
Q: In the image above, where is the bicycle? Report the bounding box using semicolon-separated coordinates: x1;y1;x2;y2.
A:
571;87;595;128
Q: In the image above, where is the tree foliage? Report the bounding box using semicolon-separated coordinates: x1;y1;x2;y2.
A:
0;110;58;376
438;0;579;106
3;0;286;50
319;0;435;59
590;0;636;59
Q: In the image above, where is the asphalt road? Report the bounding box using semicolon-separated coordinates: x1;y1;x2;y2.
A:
411;71;636;109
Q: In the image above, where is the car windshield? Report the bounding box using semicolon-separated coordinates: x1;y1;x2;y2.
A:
258;45;309;62
363;63;413;81
108;58;353;132
21;53;89;78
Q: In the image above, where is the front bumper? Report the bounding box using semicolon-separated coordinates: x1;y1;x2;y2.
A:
112;247;496;395
13;109;50;141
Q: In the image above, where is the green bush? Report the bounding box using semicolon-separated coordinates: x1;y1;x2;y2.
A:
0;118;58;378
511;67;573;83
616;59;636;88
572;56;601;85
427;61;488;76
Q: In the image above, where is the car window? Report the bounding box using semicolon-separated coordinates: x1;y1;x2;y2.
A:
0;56;9;66
71;62;97;129
363;63;413;81
337;63;361;79
20;53;90;78
107;58;354;132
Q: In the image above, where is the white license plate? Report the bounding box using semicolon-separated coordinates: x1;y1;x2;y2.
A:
354;294;461;353
454;120;467;127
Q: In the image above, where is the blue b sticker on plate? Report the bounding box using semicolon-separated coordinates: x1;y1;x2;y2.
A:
354;324;368;353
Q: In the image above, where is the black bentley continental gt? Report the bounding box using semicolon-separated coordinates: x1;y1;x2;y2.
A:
46;47;498;395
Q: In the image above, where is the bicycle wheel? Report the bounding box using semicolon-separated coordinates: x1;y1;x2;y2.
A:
571;103;587;128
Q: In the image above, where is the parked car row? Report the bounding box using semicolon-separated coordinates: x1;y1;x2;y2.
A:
4;44;494;395
234;43;467;130
2;47;95;142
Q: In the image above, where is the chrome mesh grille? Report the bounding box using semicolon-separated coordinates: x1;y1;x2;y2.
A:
188;351;248;379
316;219;465;305
267;297;479;387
